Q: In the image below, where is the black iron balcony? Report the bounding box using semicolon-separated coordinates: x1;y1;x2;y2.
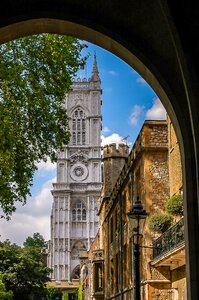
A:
153;218;184;260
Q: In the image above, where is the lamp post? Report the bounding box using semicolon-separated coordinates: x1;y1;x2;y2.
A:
128;197;147;300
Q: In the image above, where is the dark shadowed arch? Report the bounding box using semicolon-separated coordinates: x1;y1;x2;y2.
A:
71;264;80;280
0;1;199;298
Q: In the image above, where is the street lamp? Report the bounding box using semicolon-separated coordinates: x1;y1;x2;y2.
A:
128;197;147;300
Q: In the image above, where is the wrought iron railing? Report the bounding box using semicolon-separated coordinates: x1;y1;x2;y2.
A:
153;217;184;259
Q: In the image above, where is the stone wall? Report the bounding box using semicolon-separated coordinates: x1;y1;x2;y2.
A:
146;151;169;213
167;116;183;196
102;143;129;197
143;121;168;148
171;265;187;299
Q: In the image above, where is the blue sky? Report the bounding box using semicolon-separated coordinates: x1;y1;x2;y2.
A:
0;42;166;246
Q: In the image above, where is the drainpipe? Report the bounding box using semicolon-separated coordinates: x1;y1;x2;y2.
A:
129;171;134;296
107;218;110;299
119;192;123;300
129;172;134;208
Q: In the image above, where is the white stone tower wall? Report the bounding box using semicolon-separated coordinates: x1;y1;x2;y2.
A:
48;54;102;281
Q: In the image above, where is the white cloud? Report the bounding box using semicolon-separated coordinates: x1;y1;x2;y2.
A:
0;177;55;246
136;77;147;85
37;158;56;172
0;214;50;246
108;70;119;76
31;178;55;216
129;104;145;126
102;126;111;134
101;133;126;147
146;98;166;120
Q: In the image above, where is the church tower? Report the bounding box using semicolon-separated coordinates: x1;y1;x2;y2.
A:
48;54;102;281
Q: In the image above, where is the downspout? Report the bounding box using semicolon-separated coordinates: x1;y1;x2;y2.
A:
129;171;134;208
129;171;134;297
107;218;110;299
119;192;123;300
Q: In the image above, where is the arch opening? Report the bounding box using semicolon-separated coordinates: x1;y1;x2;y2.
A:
0;5;198;299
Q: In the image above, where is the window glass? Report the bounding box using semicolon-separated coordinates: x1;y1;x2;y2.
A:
72;108;86;145
71;200;87;221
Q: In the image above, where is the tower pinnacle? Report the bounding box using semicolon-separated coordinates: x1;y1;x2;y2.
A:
91;52;100;82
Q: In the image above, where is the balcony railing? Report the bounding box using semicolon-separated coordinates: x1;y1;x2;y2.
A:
153;218;184;260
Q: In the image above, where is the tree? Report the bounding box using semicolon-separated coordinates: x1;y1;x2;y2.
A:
0;240;51;299
0;272;13;299
23;232;47;249
0;34;87;218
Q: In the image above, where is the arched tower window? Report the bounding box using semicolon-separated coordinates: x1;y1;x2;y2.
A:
72;108;86;145
71;199;87;221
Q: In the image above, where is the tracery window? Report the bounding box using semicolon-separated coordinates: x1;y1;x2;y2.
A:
72;199;87;221
72;108;86;145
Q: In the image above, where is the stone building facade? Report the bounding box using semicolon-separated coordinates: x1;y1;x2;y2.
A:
81;118;186;300
80;120;171;299
150;117;185;300
167;116;183;196
48;54;102;283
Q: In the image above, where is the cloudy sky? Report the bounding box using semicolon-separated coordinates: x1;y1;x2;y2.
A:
0;42;166;246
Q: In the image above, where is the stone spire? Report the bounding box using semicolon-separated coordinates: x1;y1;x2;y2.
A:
91;52;100;82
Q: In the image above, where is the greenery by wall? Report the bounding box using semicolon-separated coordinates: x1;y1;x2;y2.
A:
166;194;183;216
148;213;173;233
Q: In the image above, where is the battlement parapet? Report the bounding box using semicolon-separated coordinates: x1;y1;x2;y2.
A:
103;143;129;159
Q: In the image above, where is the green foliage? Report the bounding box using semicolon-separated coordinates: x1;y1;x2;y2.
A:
0;273;13;299
23;232;47;249
148;213;173;233
62;291;69;300
0;34;87;218
0;239;51;299
46;286;60;300
78;284;83;300
166;194;184;216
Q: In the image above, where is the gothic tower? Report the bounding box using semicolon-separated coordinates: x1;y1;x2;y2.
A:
48;54;102;281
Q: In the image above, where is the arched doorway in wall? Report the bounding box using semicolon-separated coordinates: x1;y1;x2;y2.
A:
0;2;199;299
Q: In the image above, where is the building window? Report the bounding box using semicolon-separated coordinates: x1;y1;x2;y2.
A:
72;108;86;145
115;254;120;293
72;209;76;221
122;192;127;224
77;209;81;221
123;244;127;288
110;259;114;295
94;263;103;292
82;209;86;220
71;199;87;221
135;167;141;200
110;217;114;243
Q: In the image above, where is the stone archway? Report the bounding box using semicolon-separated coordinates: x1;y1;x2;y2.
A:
0;2;199;299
